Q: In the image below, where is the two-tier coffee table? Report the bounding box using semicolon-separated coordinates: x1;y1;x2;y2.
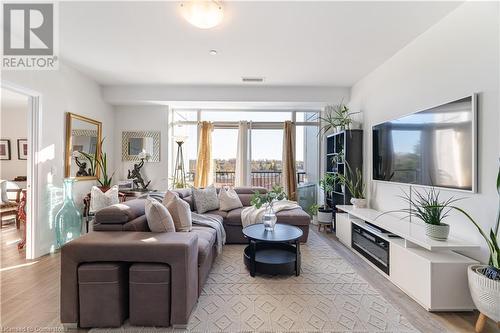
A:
242;224;303;277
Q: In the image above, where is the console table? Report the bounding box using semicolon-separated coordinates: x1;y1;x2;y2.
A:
336;205;479;312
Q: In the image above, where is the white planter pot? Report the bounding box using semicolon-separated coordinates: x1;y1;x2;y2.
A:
317;210;332;223
311;215;318;225
425;223;450;241
468;265;500;322
350;198;367;208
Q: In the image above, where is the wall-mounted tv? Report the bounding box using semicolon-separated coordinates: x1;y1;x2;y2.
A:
372;95;477;192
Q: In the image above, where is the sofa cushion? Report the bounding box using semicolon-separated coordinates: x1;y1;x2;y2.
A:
95;199;146;224
219;187;243;211
192;185;219;214
164;192;192;232
145;198;175;233
225;207;245;226
276;208;311;226
90;185;119;214
204;210;228;219
191;226;216;265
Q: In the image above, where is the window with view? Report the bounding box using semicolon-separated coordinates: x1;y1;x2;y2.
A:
169;110;319;189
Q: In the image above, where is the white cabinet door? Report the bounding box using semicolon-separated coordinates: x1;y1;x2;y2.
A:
335;213;351;247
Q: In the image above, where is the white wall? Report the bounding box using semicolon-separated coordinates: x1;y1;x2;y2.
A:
113;106;169;191
103;84;350;106
2;62;115;258
349;1;499;262
0;103;28;180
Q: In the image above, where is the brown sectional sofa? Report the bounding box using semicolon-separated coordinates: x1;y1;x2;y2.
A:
60;187;310;328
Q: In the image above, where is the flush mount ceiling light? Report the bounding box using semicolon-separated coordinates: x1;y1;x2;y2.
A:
180;1;223;29
209;49;218;55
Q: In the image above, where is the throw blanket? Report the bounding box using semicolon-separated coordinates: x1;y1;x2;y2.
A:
142;192;225;254
192;213;226;254
241;200;301;228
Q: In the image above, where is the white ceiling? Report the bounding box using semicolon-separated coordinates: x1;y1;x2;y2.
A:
60;1;462;87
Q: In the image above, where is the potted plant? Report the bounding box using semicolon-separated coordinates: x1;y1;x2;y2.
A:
318;101;361;136
336;163;366;208
439;164;499;327
250;185;287;231
79;138;115;191
308;203;320;225
380;186;459;240
318;174;336;223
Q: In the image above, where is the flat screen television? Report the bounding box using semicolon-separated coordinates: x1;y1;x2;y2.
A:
372;95;476;191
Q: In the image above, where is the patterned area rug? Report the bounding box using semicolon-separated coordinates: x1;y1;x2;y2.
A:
91;230;419;333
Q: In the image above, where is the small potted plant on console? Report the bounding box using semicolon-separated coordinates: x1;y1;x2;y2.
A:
382;186;458;241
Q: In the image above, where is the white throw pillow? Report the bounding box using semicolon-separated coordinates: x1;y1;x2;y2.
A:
192;184;219;214
219;187;243;211
145;197;175;233
0;180;8;204
90;185;119;213
163;191;192;232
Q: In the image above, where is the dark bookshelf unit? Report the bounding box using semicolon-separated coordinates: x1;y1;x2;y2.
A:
325;129;363;209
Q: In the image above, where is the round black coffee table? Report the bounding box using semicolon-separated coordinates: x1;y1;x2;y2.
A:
242;224;303;277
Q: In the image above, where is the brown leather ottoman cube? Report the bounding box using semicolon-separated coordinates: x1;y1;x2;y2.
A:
129;263;171;327
78;262;128;328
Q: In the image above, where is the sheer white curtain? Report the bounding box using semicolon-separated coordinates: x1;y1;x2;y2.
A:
235;121;251;187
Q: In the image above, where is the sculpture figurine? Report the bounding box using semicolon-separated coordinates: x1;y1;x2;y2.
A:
75;156;90;177
127;159;151;190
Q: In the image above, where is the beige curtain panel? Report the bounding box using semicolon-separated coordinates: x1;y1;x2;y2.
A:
235;121;250;187
282;121;297;200
194;121;214;188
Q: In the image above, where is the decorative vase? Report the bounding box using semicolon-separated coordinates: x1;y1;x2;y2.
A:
350;198;367;208
55;178;82;248
262;202;277;231
424;223;450;241
468;265;500;322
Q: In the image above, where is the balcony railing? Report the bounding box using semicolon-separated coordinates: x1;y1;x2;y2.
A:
187;171;306;189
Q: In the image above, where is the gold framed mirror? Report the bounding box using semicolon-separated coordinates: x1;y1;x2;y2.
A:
65;112;102;180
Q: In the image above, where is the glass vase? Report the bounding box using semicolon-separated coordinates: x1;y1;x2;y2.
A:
262;202;277;231
55;178;82;248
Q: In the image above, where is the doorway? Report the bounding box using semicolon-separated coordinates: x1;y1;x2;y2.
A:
1;83;40;260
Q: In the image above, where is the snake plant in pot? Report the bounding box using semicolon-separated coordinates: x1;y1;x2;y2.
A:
459;163;500;325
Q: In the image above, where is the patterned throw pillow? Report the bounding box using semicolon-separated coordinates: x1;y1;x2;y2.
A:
192;184;219;214
89;185;119;213
219;187;243;211
163;191;192;232
145;197;175;233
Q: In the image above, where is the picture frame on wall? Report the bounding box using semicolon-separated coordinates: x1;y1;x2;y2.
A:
17;139;28;160
0;139;11;160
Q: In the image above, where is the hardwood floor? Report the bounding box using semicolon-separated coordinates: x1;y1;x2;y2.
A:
0;222;498;332
316;227;499;333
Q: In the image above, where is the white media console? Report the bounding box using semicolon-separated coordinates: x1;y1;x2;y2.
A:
336;205;480;311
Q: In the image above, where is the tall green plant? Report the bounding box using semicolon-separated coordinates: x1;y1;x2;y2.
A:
79;138;115;187
440;163;500;270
